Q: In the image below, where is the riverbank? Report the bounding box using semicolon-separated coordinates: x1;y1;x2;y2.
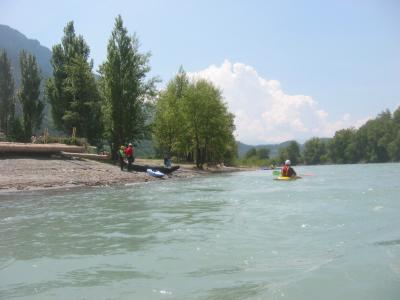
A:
0;156;248;193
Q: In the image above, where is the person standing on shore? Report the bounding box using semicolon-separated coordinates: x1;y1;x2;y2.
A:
125;143;134;170
118;146;126;171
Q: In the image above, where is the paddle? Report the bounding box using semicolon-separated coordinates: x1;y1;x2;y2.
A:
272;170;280;176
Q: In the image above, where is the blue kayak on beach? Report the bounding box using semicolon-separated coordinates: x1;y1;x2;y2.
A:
146;169;165;178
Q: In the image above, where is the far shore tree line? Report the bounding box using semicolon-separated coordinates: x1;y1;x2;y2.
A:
1;15;399;167
242;106;400;166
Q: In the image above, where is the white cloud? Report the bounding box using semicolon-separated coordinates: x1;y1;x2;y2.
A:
189;60;366;144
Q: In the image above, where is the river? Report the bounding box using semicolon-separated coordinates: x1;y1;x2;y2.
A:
1;163;399;299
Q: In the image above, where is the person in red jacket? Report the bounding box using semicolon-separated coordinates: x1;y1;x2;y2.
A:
124;143;134;170
281;159;297;177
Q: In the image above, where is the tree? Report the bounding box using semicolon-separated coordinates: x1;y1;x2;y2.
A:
245;147;257;159
278;141;301;165
245;147;269;160
64;55;102;144
393;106;400;126
100;15;157;157
388;106;400;161
153;75;236;168
328;128;358;163
46;21;102;144
355;110;395;163
182;79;236;168
257;147;270;159
303;137;327;165
0;50;15;136
152;67;188;158
18;50;44;141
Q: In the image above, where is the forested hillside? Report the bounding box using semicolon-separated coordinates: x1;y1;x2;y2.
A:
0;24;52;85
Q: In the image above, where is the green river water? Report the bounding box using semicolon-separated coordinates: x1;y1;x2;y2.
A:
1;163;400;299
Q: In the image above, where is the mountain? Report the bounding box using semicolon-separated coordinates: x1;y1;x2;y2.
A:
0;24;55;133
0;24;52;85
237;141;304;158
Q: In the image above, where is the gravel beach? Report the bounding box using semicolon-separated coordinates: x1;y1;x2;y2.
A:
0;156;246;193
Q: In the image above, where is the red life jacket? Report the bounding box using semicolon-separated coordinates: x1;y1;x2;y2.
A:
125;146;133;157
281;165;290;177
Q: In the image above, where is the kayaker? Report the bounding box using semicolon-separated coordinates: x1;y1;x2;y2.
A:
281;160;297;177
118;145;126;171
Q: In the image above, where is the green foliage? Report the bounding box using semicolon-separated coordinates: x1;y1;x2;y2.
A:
46;21;102;144
256;147;270;159
353;110;395;162
134;139;157;158
6;118;25;142
327;128;358;164
302;107;400;165
18;50;44;141
245;147;257;159
0;49;15;136
245;147;270;160
46;135;87;146
278;140;301;165
152;67;188;157
235;152;278;168
99;15;157;157
153;69;236;168
303;137;327;164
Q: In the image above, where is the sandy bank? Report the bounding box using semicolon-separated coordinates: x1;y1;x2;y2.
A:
0;156;248;193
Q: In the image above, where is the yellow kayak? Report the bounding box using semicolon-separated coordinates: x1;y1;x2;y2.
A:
274;176;302;181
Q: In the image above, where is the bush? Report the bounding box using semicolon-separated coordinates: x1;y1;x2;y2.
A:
7;119;25;142
44;136;88;146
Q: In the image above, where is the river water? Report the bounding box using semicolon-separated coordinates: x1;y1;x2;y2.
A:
1;163;400;299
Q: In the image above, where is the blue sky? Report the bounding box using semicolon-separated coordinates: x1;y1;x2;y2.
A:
1;0;399;144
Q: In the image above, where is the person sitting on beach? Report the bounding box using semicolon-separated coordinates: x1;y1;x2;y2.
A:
118;146;126;171
281;160;297;177
164;153;172;168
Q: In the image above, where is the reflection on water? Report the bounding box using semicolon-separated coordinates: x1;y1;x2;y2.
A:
1;164;400;299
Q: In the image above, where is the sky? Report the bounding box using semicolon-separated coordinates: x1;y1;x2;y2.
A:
1;0;399;144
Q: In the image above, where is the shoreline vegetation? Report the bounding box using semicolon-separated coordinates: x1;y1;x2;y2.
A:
0;146;251;194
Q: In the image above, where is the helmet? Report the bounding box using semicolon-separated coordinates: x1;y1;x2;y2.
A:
120;145;125;149
128;143;132;146
285;159;291;165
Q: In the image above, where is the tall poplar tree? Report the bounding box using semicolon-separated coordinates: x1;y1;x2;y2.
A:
152;67;188;157
18;50;44;141
46;21;102;144
100;15;157;156
0;50;15;136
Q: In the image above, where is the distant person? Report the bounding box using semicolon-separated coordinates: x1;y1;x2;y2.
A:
118;146;126;171
125;143;134;170
281;160;297;177
31;135;37;144
164;153;171;168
